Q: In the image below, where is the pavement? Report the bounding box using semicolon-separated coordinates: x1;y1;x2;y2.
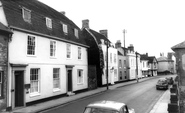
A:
3;76;171;113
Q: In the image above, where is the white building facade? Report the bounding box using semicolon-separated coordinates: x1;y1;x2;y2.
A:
0;0;88;110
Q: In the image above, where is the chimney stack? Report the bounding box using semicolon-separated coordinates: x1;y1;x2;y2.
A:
60;11;66;15
115;40;122;48
99;29;108;38
82;19;89;29
128;44;134;52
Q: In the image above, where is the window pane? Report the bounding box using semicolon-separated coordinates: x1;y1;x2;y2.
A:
30;69;39;93
27;36;35;55
23;8;31;22
53;68;60;89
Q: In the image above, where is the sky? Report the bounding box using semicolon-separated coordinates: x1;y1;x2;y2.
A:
39;0;185;58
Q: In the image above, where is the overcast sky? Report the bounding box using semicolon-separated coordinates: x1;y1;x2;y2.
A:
39;0;185;58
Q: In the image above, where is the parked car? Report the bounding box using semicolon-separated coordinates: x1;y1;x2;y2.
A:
83;100;135;113
165;77;174;85
156;78;168;90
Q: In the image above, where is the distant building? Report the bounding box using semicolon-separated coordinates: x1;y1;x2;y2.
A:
115;40;128;81
157;54;174;74
81;20;118;86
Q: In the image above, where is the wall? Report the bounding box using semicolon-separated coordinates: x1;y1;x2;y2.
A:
0;33;8;111
157;61;169;72
8;30;88;103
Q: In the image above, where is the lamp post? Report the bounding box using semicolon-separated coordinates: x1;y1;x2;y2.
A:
135;51;139;82
105;41;109;90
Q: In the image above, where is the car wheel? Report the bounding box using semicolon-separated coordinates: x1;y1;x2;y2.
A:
156;87;158;90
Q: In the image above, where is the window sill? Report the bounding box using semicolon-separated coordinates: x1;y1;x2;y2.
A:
77;83;84;85
27;55;36;57
50;56;57;59
30;92;40;98
53;88;61;92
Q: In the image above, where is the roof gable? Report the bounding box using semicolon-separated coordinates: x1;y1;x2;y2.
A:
1;0;86;46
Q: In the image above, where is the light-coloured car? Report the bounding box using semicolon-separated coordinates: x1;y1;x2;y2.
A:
83;100;135;113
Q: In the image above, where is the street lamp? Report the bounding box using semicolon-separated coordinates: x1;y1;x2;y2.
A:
135;51;139;82
105;41;110;90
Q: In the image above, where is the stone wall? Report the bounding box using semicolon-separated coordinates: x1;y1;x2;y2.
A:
0;33;8;111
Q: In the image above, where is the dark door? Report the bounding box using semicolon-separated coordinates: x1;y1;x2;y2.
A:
15;71;24;107
67;70;72;92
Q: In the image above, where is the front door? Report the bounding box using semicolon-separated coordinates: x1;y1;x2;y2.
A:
67;69;72;92
14;71;24;107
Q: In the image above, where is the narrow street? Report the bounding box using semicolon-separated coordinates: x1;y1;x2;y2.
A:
40;75;174;113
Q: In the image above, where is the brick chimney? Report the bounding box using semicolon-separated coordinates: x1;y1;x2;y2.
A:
128;44;134;52
115;40;122;48
99;30;108;38
82;19;89;29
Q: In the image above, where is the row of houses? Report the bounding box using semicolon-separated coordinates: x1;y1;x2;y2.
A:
0;0;173;111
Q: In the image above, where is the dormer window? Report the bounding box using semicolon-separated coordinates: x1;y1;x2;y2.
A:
74;28;79;38
46;17;52;29
22;7;31;23
63;24;68;34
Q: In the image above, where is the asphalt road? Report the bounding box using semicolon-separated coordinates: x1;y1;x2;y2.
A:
41;76;171;113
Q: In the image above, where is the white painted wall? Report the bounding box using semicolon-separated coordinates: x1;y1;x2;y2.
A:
157;62;169;72
9;30;88;102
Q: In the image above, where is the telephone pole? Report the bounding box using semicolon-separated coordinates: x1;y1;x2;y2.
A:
123;29;126;55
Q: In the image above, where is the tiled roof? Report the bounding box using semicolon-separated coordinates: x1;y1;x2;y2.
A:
118;51;123;56
148;56;157;63
157;56;173;62
89;29;111;44
0;22;12;33
140;54;148;60
171;40;185;50
1;0;87;46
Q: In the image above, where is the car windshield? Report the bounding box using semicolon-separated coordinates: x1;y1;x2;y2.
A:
84;107;119;113
158;79;167;83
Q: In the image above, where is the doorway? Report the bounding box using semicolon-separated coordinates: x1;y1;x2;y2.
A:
14;71;24;107
67;69;72;92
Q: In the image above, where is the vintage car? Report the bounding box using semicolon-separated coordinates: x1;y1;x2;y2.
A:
83;100;135;113
156;78;168;90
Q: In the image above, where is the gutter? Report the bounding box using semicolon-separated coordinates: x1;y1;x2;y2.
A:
9;26;89;48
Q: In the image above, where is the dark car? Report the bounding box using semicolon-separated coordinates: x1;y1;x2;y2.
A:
156;78;168;90
165;77;174;85
83;100;135;113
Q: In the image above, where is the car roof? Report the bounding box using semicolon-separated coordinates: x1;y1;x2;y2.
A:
86;100;125;111
159;78;166;80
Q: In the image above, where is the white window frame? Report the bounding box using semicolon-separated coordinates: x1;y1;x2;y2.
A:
78;47;82;60
22;7;31;23
50;40;57;58
27;35;36;56
46;17;52;29
66;44;71;59
77;69;84;84
30;68;40;97
53;68;60;91
74;28;79;38
63;24;68;34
